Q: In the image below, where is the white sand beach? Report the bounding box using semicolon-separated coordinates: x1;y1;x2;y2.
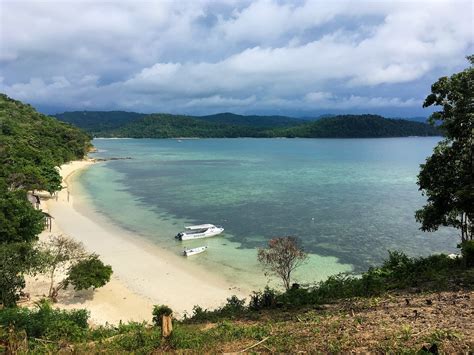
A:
25;159;246;325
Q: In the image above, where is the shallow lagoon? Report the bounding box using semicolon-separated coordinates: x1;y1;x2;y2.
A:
77;138;456;289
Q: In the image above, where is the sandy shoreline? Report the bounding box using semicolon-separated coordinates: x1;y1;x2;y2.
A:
25;159;245;324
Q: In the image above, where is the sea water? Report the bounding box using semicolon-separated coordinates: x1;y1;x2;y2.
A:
76;138;457;289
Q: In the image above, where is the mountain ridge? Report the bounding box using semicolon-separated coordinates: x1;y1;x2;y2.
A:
53;111;440;138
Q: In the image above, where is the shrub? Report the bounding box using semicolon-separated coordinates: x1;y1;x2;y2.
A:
152;305;172;327
461;240;474;267
249;287;278;310
221;295;246;313
0;299;89;342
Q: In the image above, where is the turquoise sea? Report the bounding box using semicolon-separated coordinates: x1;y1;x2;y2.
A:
77;138;456;289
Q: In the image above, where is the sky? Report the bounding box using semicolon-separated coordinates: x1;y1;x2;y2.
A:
0;0;472;117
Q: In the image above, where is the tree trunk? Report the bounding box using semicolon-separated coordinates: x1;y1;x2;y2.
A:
162;315;173;338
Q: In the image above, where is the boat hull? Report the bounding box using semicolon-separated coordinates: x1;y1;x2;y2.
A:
178;228;224;241
183;246;208;256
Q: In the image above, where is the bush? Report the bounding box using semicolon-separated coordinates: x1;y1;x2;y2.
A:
152;305;172;327
220;295;246;313
249;287;278;310
0;299;89;342
461;240;474;267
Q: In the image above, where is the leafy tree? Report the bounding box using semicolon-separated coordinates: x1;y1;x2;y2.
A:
0;189;44;244
38;235;112;302
38;235;87;301
416;56;473;242
0;242;42;307
65;255;112;291
258;236;308;290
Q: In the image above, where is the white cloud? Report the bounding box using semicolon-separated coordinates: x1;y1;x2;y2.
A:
0;0;472;114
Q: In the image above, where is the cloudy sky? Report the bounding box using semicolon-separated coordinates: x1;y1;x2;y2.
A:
0;0;472;117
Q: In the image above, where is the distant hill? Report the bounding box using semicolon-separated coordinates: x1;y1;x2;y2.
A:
53;111;146;135
196;112;305;127
54;110;303;132
270;114;440;138
108;113;263;138
54;110;440;138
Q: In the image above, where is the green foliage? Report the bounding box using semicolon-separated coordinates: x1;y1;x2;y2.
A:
0;94;92;307
185;251;473;321
0;93;91;193
65;254;113;291
57;110;441;138
0;189;44;244
152;305;172;327
249;287;279;310
54;110;146;135
169;321;270;350
273;114;440;138
0;299;89;341
460;240;474;267
187;295;246;323
0;242;43;307
107;322;162;352
416;57;473;242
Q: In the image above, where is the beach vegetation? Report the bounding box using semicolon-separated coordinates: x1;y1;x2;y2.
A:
461;240;474;267
0;190;44;244
64;255;113;291
0;94;92;307
0;242;42;307
258;236;308;290
416;56;473;243
0;299;89;342
38;235;112;302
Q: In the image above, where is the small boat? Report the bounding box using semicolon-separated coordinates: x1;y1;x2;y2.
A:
175;224;224;241
183;246;207;256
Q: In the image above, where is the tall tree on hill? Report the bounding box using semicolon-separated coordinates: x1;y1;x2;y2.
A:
416;55;473;242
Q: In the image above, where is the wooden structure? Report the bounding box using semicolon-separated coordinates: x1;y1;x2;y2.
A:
42;212;54;232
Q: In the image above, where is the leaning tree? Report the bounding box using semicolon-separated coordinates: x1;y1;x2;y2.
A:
416;55;473;242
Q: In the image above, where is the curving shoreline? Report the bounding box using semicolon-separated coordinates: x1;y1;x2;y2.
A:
25;159;246;324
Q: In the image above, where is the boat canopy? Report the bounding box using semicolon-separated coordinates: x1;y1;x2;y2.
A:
185;224;215;230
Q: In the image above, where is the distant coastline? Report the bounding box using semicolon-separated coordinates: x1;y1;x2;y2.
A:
55;111;440;139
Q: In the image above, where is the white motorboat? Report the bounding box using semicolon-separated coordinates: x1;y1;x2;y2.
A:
175;224;224;241
183;246;208;256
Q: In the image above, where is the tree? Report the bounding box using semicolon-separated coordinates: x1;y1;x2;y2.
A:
38;235;112;302
39;235;87;301
416;56;473;242
0;242;42;306
258;236;308;290
64;255;112;291
0;189;44;244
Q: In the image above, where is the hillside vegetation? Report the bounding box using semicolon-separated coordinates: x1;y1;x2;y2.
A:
55;110;440;138
272;114;440;138
0;94;92;193
1;250;473;353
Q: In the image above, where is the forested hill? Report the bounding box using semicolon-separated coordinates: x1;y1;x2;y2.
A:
0;94;92;193
56;110;440;138
54;111;146;135
53;111;305;135
197;112;305;127
269;114;440;138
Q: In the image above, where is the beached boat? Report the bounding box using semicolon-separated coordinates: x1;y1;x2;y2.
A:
183;246;208;256
175;224;224;241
